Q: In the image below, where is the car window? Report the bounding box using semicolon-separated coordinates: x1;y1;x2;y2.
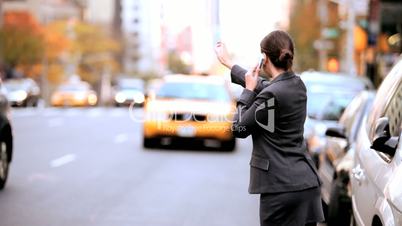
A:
4;82;26;91
368;61;402;140
307;89;355;121
375;83;402;162
339;93;365;138
59;84;89;92
156;82;230;102
384;83;402;137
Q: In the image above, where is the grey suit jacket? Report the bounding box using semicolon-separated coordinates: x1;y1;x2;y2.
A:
231;65;321;194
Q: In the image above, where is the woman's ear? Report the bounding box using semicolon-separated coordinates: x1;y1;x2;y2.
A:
259;53;266;68
263;56;273;77
263;53;270;68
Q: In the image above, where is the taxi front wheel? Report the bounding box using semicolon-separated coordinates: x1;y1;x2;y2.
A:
0;141;9;190
221;138;236;152
143;137;159;149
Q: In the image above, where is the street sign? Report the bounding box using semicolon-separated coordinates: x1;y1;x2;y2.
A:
313;39;335;50
322;28;339;39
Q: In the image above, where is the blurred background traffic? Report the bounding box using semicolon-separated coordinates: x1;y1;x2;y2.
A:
0;0;401;226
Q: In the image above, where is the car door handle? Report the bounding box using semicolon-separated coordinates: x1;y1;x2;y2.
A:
352;164;365;183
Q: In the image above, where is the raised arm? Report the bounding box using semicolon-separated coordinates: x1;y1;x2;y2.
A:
231;65;276;138
232;88;275;138
214;42;268;94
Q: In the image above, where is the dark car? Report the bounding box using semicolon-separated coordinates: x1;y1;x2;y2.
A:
4;78;40;107
0;80;13;190
113;78;145;107
300;72;373;166
317;91;375;225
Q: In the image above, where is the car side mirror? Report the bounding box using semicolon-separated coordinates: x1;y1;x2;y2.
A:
371;117;399;156
325;126;346;139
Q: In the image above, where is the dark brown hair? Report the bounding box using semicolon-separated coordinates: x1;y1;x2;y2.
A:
260;30;294;71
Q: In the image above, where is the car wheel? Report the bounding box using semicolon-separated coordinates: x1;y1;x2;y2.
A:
21;99;28;107
221;138;236;151
31;97;39;107
0;141;9;190
327;175;352;226
143;137;158;149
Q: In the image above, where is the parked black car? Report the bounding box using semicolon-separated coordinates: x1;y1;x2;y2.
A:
0;80;13;190
318;91;375;225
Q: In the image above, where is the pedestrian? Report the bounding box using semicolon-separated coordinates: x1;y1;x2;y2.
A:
214;30;325;226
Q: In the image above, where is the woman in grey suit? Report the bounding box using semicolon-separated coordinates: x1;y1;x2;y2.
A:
215;30;324;226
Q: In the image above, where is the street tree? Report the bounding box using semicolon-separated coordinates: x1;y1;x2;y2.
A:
0;11;44;78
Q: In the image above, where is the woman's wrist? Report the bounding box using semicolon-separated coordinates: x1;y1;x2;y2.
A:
245;86;255;91
224;61;234;70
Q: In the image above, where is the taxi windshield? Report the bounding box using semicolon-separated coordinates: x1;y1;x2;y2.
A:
156;82;230;102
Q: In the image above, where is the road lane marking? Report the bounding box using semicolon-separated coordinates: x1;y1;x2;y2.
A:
11;109;36;118
50;154;76;168
87;108;102;117
65;108;81;117
114;133;129;144
110;108;126;117
28;173;58;183
42;108;60;117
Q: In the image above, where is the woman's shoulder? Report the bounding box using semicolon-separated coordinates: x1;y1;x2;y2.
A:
258;80;281;95
258;75;305;98
257;85;276;99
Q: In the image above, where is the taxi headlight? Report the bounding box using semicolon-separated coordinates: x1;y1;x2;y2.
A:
88;94;97;105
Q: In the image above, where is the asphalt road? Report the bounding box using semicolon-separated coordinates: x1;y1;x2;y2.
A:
0;107;259;226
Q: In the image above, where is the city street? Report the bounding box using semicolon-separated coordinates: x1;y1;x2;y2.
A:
0;107;259;226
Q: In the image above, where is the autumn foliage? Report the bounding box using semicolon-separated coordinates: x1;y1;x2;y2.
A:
0;11;44;73
0;11;121;85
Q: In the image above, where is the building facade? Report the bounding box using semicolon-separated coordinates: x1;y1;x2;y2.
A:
121;0;163;74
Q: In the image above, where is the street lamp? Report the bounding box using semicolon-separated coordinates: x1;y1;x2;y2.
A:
40;0;50;106
345;0;356;75
0;0;3;27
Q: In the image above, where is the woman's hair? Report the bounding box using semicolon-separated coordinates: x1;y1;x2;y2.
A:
260;30;294;71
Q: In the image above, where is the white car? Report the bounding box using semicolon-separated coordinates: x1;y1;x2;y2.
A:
351;59;402;226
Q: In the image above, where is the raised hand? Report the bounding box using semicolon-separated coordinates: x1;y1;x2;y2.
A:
214;42;234;69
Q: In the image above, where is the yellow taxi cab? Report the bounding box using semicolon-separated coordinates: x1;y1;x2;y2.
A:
51;82;97;107
143;75;237;151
